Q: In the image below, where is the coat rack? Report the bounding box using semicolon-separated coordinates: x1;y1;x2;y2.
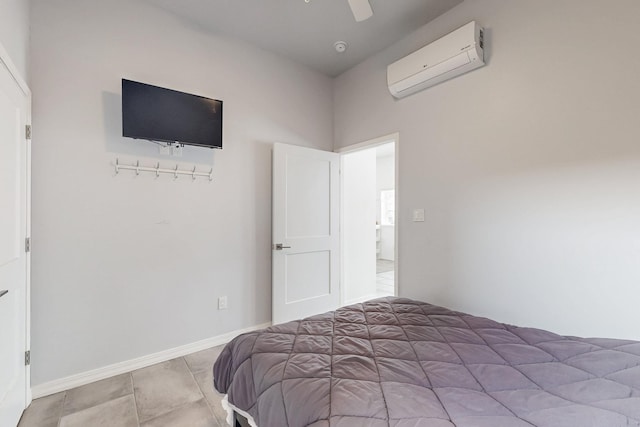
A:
114;158;213;181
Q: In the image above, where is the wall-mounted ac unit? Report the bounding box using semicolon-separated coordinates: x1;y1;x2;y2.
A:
387;21;485;99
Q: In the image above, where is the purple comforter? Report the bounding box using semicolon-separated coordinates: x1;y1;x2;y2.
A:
214;297;640;426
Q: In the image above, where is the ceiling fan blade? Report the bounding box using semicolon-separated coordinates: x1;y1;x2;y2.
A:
347;0;373;22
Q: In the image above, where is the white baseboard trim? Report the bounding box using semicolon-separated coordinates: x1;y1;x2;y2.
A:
31;322;271;399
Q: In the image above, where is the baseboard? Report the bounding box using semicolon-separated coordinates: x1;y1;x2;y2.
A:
31;322;271;399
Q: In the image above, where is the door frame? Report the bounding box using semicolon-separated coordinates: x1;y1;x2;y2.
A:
336;132;400;305
0;41;32;407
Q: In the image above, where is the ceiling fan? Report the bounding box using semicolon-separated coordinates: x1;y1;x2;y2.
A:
347;0;373;22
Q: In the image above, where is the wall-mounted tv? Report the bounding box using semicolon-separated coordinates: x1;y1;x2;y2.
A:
122;79;223;149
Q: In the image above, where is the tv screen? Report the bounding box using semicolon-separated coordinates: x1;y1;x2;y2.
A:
122;79;223;149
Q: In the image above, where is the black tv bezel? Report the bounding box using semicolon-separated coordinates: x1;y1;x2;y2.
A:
121;79;223;149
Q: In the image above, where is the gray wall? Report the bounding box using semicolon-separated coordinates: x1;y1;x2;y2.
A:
334;0;640;339
30;0;333;385
0;0;29;80
29;0;640;386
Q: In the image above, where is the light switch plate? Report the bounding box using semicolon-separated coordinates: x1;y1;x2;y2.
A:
413;208;425;222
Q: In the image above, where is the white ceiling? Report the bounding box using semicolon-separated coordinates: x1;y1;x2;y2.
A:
145;0;464;77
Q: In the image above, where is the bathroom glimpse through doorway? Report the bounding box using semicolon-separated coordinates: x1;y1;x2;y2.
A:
339;134;398;306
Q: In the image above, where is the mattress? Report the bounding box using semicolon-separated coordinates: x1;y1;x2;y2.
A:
213;297;640;427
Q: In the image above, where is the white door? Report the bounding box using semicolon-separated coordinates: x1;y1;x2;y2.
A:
272;143;340;324
0;46;31;427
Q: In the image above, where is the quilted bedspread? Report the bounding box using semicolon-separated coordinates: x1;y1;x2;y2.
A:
213;297;640;427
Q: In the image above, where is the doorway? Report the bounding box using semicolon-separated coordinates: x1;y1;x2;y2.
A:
340;134;397;305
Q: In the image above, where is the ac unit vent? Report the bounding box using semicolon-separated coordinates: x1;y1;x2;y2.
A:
387;21;485;99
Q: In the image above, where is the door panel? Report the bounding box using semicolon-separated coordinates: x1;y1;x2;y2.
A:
0;50;30;427
272;144;340;324
0;91;19;264
285;251;330;303
285;156;331;238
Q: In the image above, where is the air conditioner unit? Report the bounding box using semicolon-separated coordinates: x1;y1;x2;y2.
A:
387;21;485;99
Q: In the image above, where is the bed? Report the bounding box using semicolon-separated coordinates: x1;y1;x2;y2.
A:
213;297;640;427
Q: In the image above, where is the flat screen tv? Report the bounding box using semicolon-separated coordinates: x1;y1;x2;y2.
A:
122;79;223;149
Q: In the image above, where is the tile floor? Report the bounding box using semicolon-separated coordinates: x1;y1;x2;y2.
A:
376;259;395;297
18;345;228;427
376;270;395;297
376;259;394;274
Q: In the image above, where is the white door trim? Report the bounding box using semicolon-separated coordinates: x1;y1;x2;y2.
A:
0;40;32;408
335;132;399;154
336;132;400;303
0;44;30;96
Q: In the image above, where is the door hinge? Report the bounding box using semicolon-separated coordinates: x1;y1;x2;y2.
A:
25;237;30;253
25;350;30;366
25;124;32;140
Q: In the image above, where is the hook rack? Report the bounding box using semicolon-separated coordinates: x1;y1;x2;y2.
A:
114;158;213;181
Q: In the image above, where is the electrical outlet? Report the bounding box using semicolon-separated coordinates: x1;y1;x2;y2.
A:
159;144;171;155
218;296;228;310
172;144;183;157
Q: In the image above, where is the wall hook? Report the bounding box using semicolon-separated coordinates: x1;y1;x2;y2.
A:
112;159;213;182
